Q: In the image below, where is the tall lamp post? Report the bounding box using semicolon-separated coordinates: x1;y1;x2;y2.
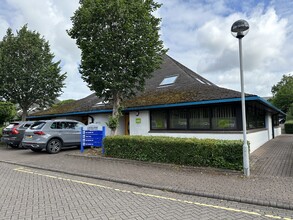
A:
231;19;250;176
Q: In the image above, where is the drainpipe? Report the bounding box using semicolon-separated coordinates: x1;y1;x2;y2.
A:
88;115;94;124
272;114;275;139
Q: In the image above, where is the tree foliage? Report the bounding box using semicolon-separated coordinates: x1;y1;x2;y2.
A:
0;25;66;120
270;74;293;113
286;103;293;121
0;101;16;125
68;0;167;135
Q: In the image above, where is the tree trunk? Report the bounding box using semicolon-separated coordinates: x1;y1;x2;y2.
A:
111;92;121;136
21;107;28;121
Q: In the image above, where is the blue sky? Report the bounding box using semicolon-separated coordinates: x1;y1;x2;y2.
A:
0;0;292;100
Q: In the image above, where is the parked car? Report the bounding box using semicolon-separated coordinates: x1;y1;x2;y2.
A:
279;118;286;124
22;119;85;154
1;121;35;148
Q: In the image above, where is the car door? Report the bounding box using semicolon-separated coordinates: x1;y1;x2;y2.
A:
71;122;84;145
61;121;81;146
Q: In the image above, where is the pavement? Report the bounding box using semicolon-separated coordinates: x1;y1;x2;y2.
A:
0;134;292;211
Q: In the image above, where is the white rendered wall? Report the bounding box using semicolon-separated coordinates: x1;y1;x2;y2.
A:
247;130;269;153
129;111;150;135
91;114;124;135
265;113;273;140
148;132;243;140
148;131;267;153
274;126;282;137
128;110;275;153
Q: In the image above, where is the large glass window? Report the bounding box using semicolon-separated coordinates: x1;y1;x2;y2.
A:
169;109;187;129
247;106;265;129
150;105;239;131
151;110;167;129
189;108;210;129
212;106;236;130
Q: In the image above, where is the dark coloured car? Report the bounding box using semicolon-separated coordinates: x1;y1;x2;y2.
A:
22;119;85;154
1;121;35;148
279;118;286;124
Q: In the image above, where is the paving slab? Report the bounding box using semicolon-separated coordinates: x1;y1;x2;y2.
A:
0;134;293;210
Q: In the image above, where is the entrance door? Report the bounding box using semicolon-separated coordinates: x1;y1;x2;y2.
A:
81;116;89;125
125;114;129;135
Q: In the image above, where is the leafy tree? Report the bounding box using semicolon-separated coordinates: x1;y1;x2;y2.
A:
286;103;293;121
0;101;16;125
0;25;66;121
270;74;293;113
68;0;167;135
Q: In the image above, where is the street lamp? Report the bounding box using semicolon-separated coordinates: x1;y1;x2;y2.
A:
231;19;250;176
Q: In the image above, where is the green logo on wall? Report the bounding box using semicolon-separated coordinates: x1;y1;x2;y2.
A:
136;118;141;124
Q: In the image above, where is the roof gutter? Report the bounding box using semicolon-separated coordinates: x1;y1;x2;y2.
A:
27;95;285;119
126;96;285;115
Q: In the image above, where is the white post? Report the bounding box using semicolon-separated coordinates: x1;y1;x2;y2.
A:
238;38;250;176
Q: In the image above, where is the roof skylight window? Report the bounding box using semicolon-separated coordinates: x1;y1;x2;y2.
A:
196;78;206;84
159;75;178;86
94;101;109;107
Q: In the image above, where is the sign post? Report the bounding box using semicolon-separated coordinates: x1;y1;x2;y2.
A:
80;126;106;154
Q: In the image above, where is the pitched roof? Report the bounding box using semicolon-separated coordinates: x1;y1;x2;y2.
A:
126;55;245;107
32;55;250;116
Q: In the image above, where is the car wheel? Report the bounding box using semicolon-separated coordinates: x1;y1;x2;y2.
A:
18;142;24;149
31;149;42;152
9;144;19;149
46;139;62;154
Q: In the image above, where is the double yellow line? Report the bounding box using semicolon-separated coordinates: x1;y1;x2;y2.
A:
13;167;292;220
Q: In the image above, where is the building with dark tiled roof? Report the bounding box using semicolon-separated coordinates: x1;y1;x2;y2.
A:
29;55;284;152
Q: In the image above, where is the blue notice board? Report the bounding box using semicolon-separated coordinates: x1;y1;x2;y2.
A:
80;126;106;154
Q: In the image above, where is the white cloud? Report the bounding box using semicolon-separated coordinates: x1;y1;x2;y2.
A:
158;0;292;97
1;0;293;101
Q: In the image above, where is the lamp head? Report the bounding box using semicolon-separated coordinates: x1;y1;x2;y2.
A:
231;19;249;39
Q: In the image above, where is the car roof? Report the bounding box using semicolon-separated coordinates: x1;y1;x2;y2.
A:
9;121;34;124
36;119;80;123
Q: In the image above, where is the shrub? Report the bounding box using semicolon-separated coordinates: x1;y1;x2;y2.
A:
0;126;3;140
284;120;293;134
104;136;243;170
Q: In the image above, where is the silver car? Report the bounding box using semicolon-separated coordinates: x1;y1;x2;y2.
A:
22;119;85;154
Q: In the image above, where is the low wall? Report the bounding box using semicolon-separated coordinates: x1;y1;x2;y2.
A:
247;130;268;153
274;126;282;136
149;128;280;153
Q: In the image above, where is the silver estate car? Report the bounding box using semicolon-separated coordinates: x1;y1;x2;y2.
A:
22;119;85;154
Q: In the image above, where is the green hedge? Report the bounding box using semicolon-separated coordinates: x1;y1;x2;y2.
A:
284;120;293;134
104;136;243;170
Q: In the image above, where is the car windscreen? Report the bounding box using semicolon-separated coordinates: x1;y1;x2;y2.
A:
30;122;46;130
19;122;34;129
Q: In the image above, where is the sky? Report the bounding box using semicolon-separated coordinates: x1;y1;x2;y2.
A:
0;0;292;100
